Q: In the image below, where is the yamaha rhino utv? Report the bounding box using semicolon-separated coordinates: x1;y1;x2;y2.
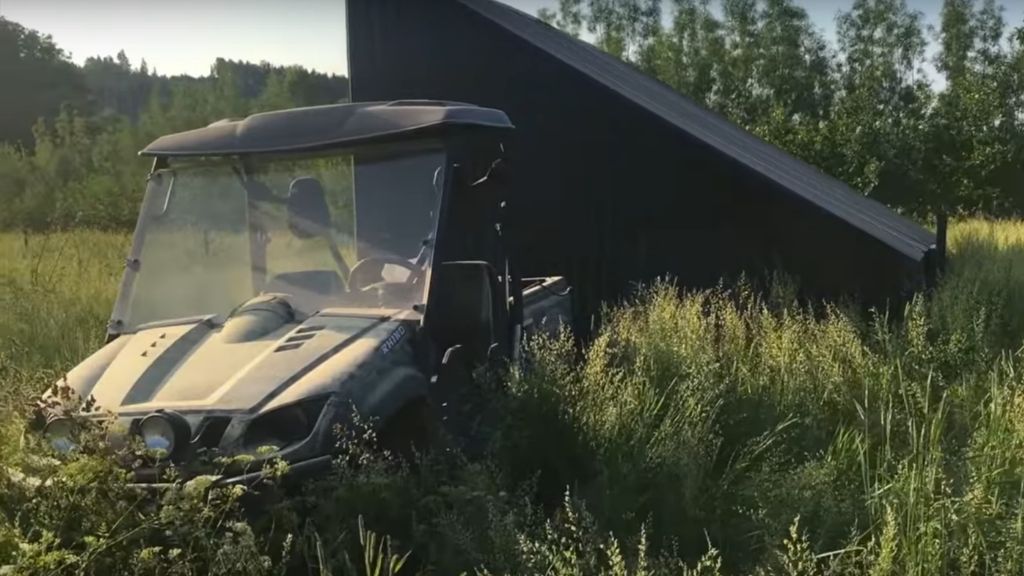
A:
37;100;571;484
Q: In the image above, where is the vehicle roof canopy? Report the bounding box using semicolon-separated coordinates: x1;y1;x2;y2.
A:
139;100;513;158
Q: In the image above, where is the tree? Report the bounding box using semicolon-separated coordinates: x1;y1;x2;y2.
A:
654;0;724;106
1009;27;1024;210
928;0;1019;214
973;0;1006;70
538;1;662;68
585;0;662;67
0;17;352;230
831;0;932;213
936;0;974;84
757;0;835;122
540;0;586;37
0;17;88;146
82;52;154;119
717;0;761;122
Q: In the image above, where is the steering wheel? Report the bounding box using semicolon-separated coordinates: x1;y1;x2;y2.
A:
348;256;425;291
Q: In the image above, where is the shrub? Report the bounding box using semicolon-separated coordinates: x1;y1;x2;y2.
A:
5;221;1024;574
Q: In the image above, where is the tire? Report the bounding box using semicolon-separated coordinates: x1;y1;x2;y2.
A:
377;398;435;461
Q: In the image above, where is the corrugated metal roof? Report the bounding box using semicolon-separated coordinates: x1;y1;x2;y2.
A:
461;0;935;260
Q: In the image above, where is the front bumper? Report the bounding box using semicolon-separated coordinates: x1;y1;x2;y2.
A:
218;454;334;486
129;454;334;491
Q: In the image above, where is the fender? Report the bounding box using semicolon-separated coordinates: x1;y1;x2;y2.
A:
351;366;430;426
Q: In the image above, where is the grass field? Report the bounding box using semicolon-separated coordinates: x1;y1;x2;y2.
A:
5;221;1024;574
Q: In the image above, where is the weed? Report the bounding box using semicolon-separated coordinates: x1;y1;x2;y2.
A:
4;220;1024;574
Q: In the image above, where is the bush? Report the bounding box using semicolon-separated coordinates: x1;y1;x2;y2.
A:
6;221;1024;574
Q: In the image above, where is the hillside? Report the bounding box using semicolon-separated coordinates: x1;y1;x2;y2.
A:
0;17;349;231
0;16;349;147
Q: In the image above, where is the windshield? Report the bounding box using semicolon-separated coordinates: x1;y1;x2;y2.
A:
112;146;445;331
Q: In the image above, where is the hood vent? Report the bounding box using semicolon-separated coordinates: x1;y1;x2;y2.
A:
273;326;325;353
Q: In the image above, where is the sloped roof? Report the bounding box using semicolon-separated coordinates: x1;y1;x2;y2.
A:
461;0;935;260
140;100;512;157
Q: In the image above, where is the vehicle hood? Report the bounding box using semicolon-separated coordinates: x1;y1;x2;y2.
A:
62;313;408;416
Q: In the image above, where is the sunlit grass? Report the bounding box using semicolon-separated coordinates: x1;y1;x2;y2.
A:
0;232;127;411
4;219;1024;573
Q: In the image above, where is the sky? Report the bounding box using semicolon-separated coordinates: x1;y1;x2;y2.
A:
0;0;1022;79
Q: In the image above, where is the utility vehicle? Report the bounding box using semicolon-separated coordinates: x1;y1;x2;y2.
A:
37;101;571;483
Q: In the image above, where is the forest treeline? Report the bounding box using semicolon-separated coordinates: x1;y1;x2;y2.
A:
544;0;1024;220
0;17;349;230
1;0;1023;231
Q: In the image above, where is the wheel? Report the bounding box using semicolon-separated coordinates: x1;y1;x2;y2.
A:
377;398;435;461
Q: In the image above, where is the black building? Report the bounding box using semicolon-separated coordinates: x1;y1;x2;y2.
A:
347;0;938;317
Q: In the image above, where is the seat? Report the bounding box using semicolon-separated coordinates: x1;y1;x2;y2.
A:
287;177;332;238
266;270;345;298
286;176;351;282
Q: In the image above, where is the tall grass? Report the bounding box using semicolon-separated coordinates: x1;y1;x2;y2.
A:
3;220;1024;574
0;232;127;411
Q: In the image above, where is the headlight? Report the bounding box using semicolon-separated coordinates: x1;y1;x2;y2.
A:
139;411;190;459
43;417;76;453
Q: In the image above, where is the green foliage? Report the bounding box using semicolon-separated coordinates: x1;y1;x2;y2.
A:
7;220;1024;573
0;17;89;148
0;27;348;231
5;5;1024;574
4;4;1024;228
544;0;1024;219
